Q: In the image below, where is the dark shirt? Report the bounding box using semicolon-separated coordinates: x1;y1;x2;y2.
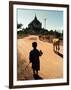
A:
29;49;42;70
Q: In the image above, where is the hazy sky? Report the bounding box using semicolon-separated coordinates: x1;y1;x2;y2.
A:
17;9;63;32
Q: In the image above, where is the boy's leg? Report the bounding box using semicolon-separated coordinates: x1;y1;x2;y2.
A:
33;69;35;75
36;70;38;75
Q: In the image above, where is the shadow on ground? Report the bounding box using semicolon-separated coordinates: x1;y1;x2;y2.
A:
54;51;63;58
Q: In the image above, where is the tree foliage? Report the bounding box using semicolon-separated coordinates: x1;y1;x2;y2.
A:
17;24;23;29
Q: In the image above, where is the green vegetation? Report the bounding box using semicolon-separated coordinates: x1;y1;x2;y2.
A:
17;23;63;40
17;23;23;29
17;29;63;39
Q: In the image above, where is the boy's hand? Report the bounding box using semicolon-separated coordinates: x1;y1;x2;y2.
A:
40;50;43;56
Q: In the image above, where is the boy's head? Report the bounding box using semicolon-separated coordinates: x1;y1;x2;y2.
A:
32;42;37;48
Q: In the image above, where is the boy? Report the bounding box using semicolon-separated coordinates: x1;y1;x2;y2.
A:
29;42;43;75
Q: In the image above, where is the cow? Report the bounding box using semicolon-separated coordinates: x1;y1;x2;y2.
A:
53;38;60;52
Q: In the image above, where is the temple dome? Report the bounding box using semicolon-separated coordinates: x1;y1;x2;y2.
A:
28;15;42;29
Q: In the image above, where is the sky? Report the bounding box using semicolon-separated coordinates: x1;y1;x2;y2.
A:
17;8;63;33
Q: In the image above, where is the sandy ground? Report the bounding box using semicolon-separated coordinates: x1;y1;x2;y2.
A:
17;35;63;80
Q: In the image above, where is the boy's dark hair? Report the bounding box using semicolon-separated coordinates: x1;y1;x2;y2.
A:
32;42;37;48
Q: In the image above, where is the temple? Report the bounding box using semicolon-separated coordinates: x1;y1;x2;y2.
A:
21;15;48;35
28;15;42;30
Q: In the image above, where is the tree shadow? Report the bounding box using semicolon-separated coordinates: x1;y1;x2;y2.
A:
33;74;43;80
54;51;63;58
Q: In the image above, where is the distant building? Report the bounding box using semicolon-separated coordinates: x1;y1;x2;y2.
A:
21;15;48;35
28;15;42;30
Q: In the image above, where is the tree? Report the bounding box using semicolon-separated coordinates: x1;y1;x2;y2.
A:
17;23;23;29
49;30;54;35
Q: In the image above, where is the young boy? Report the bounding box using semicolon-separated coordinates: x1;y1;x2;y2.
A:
29;42;43;75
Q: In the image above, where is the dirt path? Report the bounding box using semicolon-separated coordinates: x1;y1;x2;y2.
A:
17;35;63;80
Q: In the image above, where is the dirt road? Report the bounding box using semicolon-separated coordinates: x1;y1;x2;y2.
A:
17;35;63;80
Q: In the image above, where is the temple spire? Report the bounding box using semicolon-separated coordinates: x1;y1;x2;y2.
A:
34;14;37;20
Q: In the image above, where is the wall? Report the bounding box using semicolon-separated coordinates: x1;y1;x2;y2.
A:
0;0;71;90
